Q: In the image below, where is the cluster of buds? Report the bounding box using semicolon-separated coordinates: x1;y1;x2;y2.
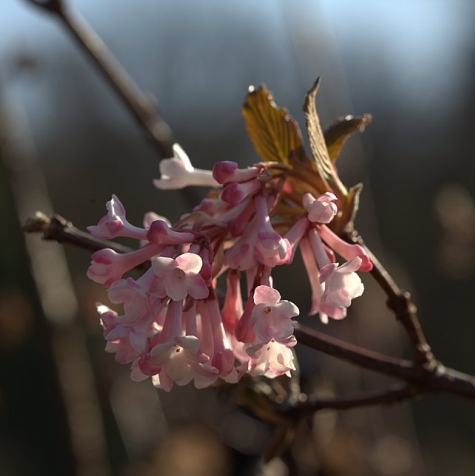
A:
87;138;372;391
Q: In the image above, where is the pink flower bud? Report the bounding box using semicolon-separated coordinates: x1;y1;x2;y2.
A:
303;192;338;224
213;161;260;184
87;194;147;240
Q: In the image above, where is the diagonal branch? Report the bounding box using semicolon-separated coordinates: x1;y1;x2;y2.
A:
25;0;174;158
345;229;435;367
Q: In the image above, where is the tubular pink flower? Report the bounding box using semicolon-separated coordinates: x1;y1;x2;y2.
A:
145;335;212;391
195;246;213;284
319;301;347;323
304;231;364;323
153;143;219;190
249;285;298;343
87;244;162;286
221;270;243;333
130;359;150;382
247;339;296;378
146;219;196;245
234;293;256;343
283;216;309;264
191;364;224;389
225;195;290;270
143;211;171;229
225;218;259;270
98;303;120;335
319;225;373;271
227;197;256;236
320;257;364;308
193;197;231;217
97;303;152;362
214;195;253;230
202;294;236;376
106;338;141;366
221;179;261;205
151;252;209;301
213;161;261;184
87;194;148;240
308;227;332;270
303;192;338;224
299;237;324;316
107;277;150;324
254;195;290;267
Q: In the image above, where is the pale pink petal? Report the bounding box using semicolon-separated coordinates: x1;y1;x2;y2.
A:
130;360;149;382
175;252;203;274
187;275;209;300
152;256;177;276
253;285;281;306
165;269;189;301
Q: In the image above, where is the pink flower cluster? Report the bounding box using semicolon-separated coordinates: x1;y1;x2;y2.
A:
87;145;372;391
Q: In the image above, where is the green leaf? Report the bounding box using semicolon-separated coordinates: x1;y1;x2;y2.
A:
324;114;372;162
303;77;347;197
242;85;307;165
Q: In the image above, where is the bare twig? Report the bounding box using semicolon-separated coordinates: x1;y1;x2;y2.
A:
22;211;133;254
294;323;475;402
25;0;174;157
345;229;435;367
294;323;415;381
289;384;416;415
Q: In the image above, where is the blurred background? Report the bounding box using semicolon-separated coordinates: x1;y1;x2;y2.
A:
1;0;475;475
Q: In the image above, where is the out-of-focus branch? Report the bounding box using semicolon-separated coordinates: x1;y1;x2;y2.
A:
290;384;416;415
25;0;174;158
345;229;435;367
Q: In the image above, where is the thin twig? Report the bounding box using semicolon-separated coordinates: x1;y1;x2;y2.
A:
289;384;416;415
345;229;435;367
294;323;475;402
22;211;133;254
26;0;174;157
294;323;415;381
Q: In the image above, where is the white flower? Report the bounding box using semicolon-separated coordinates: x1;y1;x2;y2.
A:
320;257;364;308
153;143;220;189
249;285;298;343
247;339;296;378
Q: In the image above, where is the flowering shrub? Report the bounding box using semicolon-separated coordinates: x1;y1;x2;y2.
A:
87;80;373;391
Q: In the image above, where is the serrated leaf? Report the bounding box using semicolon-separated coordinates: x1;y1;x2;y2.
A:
242;85;307;165
325;114;372;162
304;77;347;197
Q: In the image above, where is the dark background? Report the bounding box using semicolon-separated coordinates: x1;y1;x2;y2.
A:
1;1;475;475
